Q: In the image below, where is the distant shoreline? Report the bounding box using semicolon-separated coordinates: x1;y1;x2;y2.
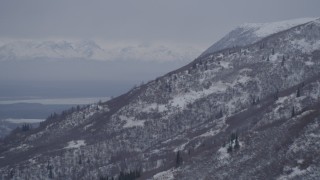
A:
0;97;110;105
2;118;45;124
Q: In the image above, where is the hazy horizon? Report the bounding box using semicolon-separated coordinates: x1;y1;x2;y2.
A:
1;0;319;99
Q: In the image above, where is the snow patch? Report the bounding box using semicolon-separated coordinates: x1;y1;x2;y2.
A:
120;115;145;128
305;61;314;66
269;53;282;62
170;81;228;109
65;140;86;149
239;68;252;73
174;142;188;152
278;166;309;180
10;144;30;151
290;39;320;53
276;96;289;104
220;61;231;68
83;123;93;130
218;146;230;160
152;168;175;180
141;103;167;113
199;129;221;137
237;75;251;84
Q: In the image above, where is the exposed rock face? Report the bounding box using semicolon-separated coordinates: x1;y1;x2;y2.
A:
1;18;320;180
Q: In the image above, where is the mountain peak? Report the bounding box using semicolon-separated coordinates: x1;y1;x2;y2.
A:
202;17;319;55
239;17;318;37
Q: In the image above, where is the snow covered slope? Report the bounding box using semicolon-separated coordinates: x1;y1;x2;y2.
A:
1;18;320;179
202;17;318;55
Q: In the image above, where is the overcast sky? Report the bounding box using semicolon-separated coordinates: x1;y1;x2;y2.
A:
0;0;319;48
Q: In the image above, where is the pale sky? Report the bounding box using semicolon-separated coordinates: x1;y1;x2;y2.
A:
0;0;319;48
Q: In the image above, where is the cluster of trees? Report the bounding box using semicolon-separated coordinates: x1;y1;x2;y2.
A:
21;124;32;132
216;109;223;119
118;170;141;180
227;133;240;153
292;85;304;118
251;96;260;105
46;105;85;122
47;164;54;179
273;86;302;118
99;169;141;180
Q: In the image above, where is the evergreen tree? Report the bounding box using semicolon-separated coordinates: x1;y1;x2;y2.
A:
296;87;301;97
99;176;108;180
175;151;183;167
274;90;279;100
291;107;295;117
227;133;240;153
281;56;285;66
234;135;240;150
227;142;233;153
78;156;82;165
48;165;54;179
117;169;141;180
216;109;223;118
9;169;14;179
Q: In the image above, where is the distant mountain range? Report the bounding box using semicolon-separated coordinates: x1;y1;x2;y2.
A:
1;17;320;179
0;40;203;62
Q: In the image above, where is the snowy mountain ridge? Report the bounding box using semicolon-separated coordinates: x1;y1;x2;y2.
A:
202;17;318;55
239;17;318;37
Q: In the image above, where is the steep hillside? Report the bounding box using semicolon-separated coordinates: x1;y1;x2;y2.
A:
1;18;320;179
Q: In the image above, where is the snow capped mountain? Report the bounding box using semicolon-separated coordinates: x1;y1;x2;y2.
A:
0;40;203;62
0;40;104;60
1;18;320;179
202;17;318;55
